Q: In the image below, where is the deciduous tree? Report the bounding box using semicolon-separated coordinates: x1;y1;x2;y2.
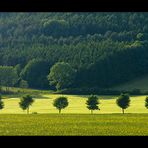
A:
116;93;130;114
53;96;69;114
19;95;34;114
86;95;100;114
48;62;76;90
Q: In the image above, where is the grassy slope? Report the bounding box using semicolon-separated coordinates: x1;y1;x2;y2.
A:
0;114;148;135
1;94;148;114
1;87;52;98
111;75;148;91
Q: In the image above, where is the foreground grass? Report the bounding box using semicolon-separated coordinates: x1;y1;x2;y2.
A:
0;114;148;135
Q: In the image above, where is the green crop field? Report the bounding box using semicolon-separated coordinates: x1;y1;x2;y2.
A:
1;92;148;135
1;94;148;114
0;114;148;135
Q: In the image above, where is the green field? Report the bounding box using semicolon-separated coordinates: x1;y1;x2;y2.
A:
1;89;148;135
0;114;148;135
1;94;148;114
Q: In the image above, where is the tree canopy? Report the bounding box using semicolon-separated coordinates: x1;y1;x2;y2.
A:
0;13;148;90
20;59;50;89
116;93;130;114
48;62;76;90
86;95;100;114
0;66;18;90
53;96;69;113
19;95;34;114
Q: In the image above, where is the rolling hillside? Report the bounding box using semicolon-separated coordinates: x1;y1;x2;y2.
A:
112;75;148;91
0;12;148;90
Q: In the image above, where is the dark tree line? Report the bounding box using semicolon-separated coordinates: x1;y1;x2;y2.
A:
0;13;148;90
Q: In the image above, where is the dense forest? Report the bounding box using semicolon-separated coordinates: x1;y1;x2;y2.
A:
0;12;148;91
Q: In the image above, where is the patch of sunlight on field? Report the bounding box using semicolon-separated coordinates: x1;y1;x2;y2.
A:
1;94;148;114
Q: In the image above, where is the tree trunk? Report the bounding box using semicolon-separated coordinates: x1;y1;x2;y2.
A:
91;110;93;114
27;107;29;114
122;108;124;114
5;86;9;92
7;87;9;92
59;109;61;114
5;87;7;92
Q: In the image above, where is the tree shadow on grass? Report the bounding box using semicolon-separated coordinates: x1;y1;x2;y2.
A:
3;94;52;100
32;94;52;99
54;94;143;100
70;95;118;100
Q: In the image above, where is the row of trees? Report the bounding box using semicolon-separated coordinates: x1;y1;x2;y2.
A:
0;61;75;91
2;39;148;90
0;94;148;114
1;59;148;97
1;41;148;91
